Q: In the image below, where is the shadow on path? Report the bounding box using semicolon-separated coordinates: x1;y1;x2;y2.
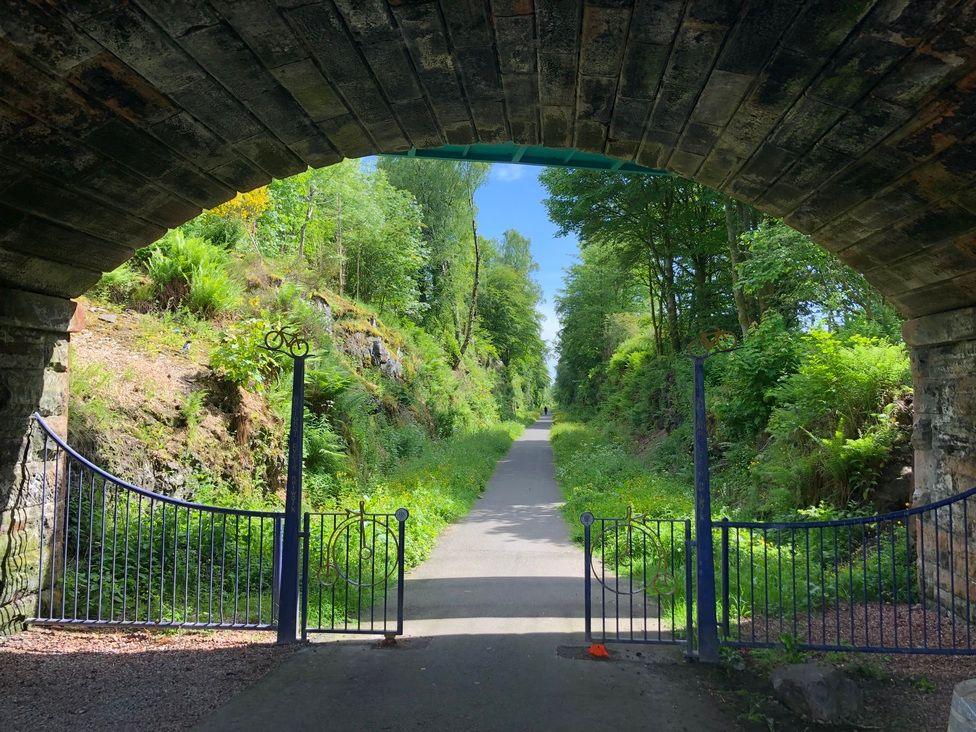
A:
199;417;735;730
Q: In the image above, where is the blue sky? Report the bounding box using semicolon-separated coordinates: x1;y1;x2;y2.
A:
475;163;578;376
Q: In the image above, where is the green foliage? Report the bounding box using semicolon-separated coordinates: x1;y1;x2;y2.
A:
551;421;693;536
739;220;901;331
542;169;732;352
713;312;801;440
303;412;349;477
553;244;642;407
69;359;118;433
758;332;910;508
180;388;207;443
210;318;285;388
90;262;144;304
144;230;241;316
377;157;489;334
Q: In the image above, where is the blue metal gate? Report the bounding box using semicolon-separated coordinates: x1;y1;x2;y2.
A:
27;413;408;640
717;487;976;655
300;504;408;640
29;414;284;630
581;493;976;659
582;508;693;651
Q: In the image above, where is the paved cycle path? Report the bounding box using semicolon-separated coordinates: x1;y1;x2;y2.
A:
201;417;733;731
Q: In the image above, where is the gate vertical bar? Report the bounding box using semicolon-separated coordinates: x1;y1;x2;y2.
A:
582;513;593;642
271;518;281;625
395;508;408;636
684;520;694;657
300;512;310;642
693;354;720;662
720;517;730;639
276;351;306;645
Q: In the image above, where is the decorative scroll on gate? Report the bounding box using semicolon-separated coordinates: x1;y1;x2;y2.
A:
301;502;408;639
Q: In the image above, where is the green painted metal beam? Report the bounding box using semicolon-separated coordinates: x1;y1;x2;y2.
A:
385;143;668;175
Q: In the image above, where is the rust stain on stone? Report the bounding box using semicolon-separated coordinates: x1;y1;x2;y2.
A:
65;51;175;126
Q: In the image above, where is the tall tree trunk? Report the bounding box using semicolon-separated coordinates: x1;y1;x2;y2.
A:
455;191;480;367
661;242;681;352
725;197;753;337
296;182;315;268
647;257;662;355
336;192;344;294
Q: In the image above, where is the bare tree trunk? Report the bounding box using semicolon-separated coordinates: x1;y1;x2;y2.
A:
647;258;663;355
296;182;315;268
355;242;361;301
455;190;480;367
660;243;681;352
725;197;753;337
336;192;344;294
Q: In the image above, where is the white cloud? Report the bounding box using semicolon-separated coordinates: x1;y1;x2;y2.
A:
491;164;525;182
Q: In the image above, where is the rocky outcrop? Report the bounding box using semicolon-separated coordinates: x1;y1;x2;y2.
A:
310;295;333;335
340;331;403;381
370;337;403;380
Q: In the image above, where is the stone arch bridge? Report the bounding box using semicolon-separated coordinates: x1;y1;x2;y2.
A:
1;1;975;629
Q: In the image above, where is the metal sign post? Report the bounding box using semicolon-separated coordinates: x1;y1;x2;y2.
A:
264;328;310;645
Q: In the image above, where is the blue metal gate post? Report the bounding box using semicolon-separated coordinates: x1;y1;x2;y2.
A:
277;353;305;644
693;354;720;662
581;512;594;642
262;328;311;645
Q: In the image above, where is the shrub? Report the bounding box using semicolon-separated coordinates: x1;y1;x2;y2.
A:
713;312;801;441
210;317;286;388
304;412;349;476
758;331;910;508
186;265;241;316
90;262;143;304
145;230;241;316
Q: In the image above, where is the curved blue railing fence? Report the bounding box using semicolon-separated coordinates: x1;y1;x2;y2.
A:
28;413;408;637
29;412;285;629
583;487;976;656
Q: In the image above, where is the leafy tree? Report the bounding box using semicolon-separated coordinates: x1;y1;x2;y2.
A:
542;169;732;352
554;244;642;406
738;220;900;335
377;157;489;348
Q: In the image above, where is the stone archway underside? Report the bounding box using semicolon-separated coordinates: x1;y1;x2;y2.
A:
0;0;975;317
2;0;976;631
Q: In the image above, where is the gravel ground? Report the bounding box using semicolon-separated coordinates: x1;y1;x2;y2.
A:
732;600;976;651
0;627;294;731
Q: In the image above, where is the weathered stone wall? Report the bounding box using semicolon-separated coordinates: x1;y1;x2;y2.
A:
904;306;976;612
904;306;976;506
0;288;75;634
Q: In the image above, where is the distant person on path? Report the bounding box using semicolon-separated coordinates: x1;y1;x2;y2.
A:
544;406;548;416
